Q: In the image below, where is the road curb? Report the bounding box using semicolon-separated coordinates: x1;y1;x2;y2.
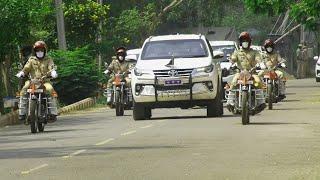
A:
58;98;96;115
0;97;96;127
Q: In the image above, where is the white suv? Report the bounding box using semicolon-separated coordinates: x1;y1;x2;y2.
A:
314;56;320;82
131;34;224;120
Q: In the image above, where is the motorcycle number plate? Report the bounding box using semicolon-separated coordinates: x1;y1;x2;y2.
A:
164;79;182;86
27;89;44;93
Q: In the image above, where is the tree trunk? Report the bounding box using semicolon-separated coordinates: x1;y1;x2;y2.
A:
0;61;5;115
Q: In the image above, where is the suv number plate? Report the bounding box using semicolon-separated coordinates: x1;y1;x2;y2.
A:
164;80;182;86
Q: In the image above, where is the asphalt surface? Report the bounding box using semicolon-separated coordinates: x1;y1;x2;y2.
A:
1;79;320;180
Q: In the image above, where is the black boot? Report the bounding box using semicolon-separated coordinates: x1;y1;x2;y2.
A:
48;115;57;123
19;115;25;121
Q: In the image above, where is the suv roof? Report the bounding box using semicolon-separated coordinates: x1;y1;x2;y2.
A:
147;34;205;42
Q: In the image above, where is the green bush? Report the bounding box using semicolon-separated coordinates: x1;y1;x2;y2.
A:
50;47;100;105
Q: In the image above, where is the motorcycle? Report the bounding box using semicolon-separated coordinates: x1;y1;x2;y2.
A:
226;66;266;125
104;72;133;116
262;64;285;110
19;74;56;133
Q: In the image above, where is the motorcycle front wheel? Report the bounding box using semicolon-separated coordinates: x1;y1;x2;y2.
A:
29;100;38;133
115;90;124;116
241;91;250;125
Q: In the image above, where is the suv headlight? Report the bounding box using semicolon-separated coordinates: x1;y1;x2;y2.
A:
196;65;214;73
134;67;143;76
134;68;152;76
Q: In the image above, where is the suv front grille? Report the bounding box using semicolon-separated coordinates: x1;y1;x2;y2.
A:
153;69;193;78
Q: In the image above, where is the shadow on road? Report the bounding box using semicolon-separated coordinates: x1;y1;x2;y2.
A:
287;85;320;88
149;115;234;121
282;99;300;102
248;122;309;125
0;128;83;137
150;116;207;121
0;145;183;159
272;108;306;111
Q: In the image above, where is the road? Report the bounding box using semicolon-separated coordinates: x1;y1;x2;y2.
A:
0;79;320;180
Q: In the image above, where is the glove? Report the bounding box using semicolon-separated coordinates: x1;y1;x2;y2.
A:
51;70;58;78
258;63;266;70
16;71;25;78
103;69;110;75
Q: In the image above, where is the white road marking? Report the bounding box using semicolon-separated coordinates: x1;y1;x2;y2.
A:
62;149;87;159
121;130;137;136
140;124;154;129
95;138;115;146
21;164;48;175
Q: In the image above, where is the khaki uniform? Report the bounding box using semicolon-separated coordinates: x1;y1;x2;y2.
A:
296;47;307;79
230;48;262;88
260;52;284;79
261;52;286;95
20;56;55;95
107;59;131;88
18;56;58;120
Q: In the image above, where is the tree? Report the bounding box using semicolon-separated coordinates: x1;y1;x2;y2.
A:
0;0;53;114
50;47;100;104
63;0;110;48
244;0;320;31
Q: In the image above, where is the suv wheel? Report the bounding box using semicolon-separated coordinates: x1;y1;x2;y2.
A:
207;82;223;117
133;101;147;120
316;77;320;82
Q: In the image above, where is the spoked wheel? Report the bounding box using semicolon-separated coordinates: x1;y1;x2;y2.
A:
38;122;44;132
115;90;124;116
267;84;273;110
29;100;38;133
241;91;250;125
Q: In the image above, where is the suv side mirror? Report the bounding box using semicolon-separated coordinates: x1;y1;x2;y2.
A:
314;56;319;61
212;50;224;59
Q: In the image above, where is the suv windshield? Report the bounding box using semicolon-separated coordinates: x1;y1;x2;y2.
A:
141;39;208;60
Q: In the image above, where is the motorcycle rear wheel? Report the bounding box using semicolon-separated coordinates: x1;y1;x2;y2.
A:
267;84;273;110
241;91;250;125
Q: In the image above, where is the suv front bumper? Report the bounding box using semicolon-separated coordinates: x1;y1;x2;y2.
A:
132;73;217;103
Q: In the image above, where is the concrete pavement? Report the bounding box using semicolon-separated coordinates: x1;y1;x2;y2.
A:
0;79;320;180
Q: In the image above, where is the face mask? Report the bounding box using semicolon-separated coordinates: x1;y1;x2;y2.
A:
118;56;124;61
266;47;273;53
36;51;45;59
242;42;249;49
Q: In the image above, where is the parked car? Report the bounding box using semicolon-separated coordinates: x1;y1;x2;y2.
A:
314;56;320;82
131;34;224;120
251;45;266;54
126;48;141;61
125;48;141;78
209;41;238;99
